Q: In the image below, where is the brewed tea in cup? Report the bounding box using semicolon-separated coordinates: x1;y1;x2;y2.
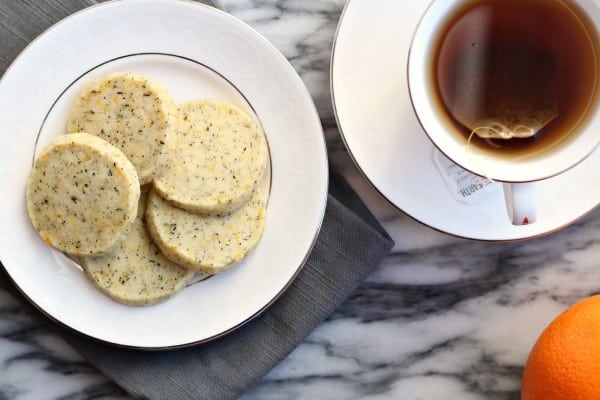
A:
408;0;600;225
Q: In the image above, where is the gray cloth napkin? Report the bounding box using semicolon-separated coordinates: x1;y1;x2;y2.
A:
0;1;394;399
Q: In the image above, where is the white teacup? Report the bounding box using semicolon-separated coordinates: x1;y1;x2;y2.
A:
408;0;600;225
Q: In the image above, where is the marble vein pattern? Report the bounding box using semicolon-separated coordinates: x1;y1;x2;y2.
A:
3;1;600;400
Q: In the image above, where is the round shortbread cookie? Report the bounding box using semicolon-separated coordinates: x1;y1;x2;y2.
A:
80;189;195;306
67;72;176;184
146;187;266;274
153;100;268;215
26;132;140;256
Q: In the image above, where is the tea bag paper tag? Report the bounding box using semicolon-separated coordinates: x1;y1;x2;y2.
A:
433;149;499;204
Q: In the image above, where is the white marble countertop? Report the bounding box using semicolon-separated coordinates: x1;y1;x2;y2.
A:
3;1;600;399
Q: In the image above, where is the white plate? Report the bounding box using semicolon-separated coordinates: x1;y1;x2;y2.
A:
331;0;600;241
0;0;327;349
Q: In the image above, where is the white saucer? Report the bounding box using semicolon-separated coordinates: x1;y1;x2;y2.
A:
0;0;327;349
331;0;600;241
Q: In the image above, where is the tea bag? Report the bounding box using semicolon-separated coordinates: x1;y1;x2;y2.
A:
451;46;558;140
469;108;558;139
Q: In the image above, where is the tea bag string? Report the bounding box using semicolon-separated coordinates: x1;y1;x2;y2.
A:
465;128;497;184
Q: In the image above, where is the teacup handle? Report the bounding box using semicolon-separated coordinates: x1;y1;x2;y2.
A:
502;182;537;225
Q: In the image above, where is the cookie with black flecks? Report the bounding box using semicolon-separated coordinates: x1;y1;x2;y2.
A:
153;100;268;215
67;72;176;185
26;132;140;256
146;187;265;274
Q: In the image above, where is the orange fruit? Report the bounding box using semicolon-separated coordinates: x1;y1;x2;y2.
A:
521;294;600;400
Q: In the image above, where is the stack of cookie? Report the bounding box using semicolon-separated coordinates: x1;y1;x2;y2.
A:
26;72;269;306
